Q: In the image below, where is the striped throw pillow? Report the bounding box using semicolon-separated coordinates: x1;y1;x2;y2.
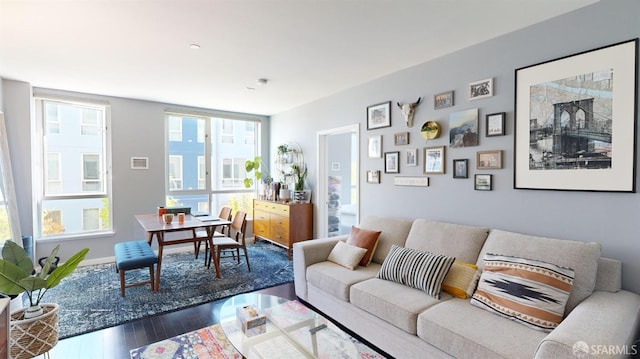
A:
470;253;575;332
376;245;455;299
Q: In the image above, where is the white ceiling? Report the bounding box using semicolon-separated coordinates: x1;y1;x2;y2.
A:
0;0;597;116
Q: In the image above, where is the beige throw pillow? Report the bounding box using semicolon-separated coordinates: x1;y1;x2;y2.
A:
327;241;368;270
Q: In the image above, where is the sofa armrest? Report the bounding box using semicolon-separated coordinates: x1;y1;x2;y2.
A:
535;290;640;358
293;236;345;300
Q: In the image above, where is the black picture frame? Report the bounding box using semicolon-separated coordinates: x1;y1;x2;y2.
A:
474;174;492;191
367;101;391;130
453;159;468;178
486;112;505;137
384;151;400;173
514;39;638;192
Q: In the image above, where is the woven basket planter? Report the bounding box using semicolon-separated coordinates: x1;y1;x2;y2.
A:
10;303;59;359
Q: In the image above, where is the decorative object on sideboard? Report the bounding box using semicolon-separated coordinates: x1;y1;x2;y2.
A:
396;97;421;128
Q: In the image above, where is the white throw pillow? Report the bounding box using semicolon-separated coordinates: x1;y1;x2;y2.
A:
327;241;368;270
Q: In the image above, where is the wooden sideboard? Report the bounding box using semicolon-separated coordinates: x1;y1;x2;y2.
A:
253;199;313;259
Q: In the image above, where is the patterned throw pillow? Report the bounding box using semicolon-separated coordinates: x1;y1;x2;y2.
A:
327;241;368;270
377;245;455;299
346;226;382;267
470;253;575;332
442;261;480;299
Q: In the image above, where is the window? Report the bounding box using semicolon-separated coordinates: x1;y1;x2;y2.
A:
168;116;183;141
46;152;62;194
165;112;260;216
81;109;100;135
82;208;100;230
245;122;255;144
82;154;101;191
36;97;112;239
222;119;234;144
169;155;183;190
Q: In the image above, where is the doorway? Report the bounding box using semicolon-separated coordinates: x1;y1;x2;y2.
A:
317;124;359;238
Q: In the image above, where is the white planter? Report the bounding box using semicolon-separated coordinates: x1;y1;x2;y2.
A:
9;293;23;313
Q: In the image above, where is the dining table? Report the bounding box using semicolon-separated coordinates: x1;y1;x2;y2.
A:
135;213;232;291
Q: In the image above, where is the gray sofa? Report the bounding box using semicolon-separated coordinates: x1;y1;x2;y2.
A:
293;216;640;358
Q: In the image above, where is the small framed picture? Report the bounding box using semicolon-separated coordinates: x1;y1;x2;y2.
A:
366;170;381;184
406;149;418;166
367;101;391;130
384;151;400;173
469;77;494;100
434;91;454;109
331;162;340;171
477;150;503;169
424;146;445;174
475;174;493;191
394;132;409;146
368;135;382;158
453;159;468;178
486;112;505;136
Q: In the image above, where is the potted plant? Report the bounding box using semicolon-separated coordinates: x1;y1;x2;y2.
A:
0;241;89;359
291;164;309;202
243;156;263;188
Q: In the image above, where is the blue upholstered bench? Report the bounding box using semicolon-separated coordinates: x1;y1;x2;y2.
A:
114;241;158;297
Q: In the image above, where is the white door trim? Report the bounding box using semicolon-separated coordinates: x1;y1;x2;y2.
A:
316;124;360;238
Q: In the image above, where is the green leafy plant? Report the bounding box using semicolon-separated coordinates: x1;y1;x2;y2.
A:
244;156;263;188
291;164;308;191
0;241;89;308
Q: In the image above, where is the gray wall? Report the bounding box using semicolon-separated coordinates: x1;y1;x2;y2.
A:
271;0;640;293
0;82;269;262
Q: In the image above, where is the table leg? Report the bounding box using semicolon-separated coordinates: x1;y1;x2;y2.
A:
146;232;153;246
208;236;220;279
155;232;164;291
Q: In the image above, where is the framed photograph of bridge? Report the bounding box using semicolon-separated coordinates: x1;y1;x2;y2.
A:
514;39;638;192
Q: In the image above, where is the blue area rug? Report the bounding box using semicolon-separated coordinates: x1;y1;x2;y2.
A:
35;241;293;339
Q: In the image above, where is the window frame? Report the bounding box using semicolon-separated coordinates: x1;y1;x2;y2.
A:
34;95;113;240
164;111;262;216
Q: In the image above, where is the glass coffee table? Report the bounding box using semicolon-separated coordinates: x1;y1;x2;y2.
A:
219;293;380;358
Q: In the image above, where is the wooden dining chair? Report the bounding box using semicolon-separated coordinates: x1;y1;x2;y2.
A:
211;211;250;271
194;206;232;262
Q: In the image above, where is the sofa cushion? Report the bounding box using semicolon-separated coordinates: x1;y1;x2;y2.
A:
350;277;452;335
470;253;574;332
405;219;489;263
442;261;480;299
306;261;381;301
478;229;600;314
417;298;546;358
376;245;455;299
346;226;382;266
327;240;367;270
358;216;413;264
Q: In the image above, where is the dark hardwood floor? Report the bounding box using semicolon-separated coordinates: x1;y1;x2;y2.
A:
35;282;296;359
